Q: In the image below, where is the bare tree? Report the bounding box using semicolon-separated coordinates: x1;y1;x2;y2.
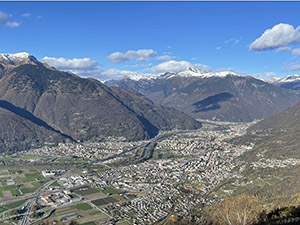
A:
206;194;262;225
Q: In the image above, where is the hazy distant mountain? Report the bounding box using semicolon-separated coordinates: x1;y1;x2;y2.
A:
269;74;300;91
109;67;300;122
0;53;201;152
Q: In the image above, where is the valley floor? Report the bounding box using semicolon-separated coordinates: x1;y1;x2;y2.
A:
1;120;299;225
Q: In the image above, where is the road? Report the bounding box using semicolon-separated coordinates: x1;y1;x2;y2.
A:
18;180;55;225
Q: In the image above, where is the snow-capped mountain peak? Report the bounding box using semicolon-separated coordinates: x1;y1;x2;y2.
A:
270;74;300;84
281;74;300;83
0;52;40;66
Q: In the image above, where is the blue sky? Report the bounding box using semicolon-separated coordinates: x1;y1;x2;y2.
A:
1;1;300;80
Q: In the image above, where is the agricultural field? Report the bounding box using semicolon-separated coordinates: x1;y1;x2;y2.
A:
102;186;125;195
0;168;48;202
0;199;26;214
36;202;110;225
92;197;118;207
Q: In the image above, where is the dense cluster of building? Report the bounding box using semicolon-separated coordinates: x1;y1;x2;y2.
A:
251;153;300;168
27;141;143;160
84;123;252;224
23;122;255;224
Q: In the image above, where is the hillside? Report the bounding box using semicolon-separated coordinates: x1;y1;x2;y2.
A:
0;53;201;152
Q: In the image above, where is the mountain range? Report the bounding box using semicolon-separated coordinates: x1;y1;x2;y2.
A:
269;74;300;91
0;53;201;152
108;67;300;122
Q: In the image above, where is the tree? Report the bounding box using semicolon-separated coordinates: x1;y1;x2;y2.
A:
205;194;262;225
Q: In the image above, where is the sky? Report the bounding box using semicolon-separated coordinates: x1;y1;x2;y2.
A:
1;1;300;81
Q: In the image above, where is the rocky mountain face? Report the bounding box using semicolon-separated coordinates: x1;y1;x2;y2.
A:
109;67;300;122
0;53;201;152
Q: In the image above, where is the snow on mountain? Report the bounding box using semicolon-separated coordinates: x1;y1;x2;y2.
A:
271;74;300;84
121;74;158;81
119;67;242;81
163;67;241;79
0;52;40;66
267;74;300;91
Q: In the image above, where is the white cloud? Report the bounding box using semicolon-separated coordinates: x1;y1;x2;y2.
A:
156;55;174;61
251;72;277;80
250;23;300;51
216;46;222;50
215;67;246;75
6;21;20;28
22;13;31;17
36;15;43;20
225;38;242;44
0;11;19;28
42;56;102;77
107;49;157;63
152;60;211;73
292;48;300;57
107;52;128;64
283;62;300;72
275;46;292;52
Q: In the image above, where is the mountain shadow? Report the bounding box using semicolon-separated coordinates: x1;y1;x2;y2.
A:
192;92;233;113
0;100;74;141
136;115;159;138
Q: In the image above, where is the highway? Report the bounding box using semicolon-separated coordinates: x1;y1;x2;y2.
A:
18;180;55;225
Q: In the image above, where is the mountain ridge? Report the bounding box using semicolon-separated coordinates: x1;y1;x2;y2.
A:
0;53;201;152
108;68;300;122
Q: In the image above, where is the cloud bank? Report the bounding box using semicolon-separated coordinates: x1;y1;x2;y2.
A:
42;56;102;77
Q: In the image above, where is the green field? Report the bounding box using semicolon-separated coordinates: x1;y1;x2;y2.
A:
0;199;26;213
0;185;21;196
20;187;37;194
92;197;118;206
0;168;47;199
69;193;79;199
32;181;41;188
81;222;97;225
24;173;43;182
50;181;61;187
93;167;110;173
71;203;92;211
102;186;124;195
